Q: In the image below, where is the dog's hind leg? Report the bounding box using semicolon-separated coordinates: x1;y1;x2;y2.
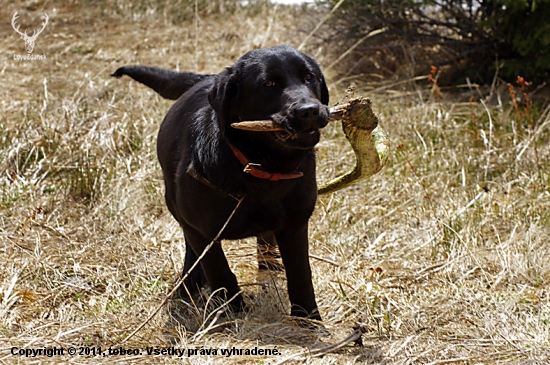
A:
110;65;213;100
256;231;284;271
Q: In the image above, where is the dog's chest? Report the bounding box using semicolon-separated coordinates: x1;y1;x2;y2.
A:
222;186;313;239
222;196;287;238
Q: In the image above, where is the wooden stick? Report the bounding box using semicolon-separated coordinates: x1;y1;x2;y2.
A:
230;106;346;132
230;120;285;132
231;90;390;194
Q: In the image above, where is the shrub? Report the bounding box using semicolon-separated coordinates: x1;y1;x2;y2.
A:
321;0;550;85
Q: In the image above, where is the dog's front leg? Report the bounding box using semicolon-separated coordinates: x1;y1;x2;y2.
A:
275;225;321;320
182;227;244;311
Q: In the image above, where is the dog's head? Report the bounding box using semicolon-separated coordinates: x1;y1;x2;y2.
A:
208;45;329;150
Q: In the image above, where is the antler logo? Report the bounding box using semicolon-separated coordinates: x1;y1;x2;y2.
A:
11;11;49;54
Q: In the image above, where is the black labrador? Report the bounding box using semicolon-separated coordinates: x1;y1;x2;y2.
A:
112;45;329;320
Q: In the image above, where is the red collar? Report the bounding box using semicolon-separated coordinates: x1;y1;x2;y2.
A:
228;144;303;181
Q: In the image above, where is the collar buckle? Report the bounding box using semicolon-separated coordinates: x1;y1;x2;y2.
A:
243;162;261;174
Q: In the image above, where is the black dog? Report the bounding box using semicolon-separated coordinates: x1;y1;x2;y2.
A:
112;45;329;320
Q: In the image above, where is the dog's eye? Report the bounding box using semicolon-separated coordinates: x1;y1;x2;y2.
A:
264;80;275;87
305;73;314;81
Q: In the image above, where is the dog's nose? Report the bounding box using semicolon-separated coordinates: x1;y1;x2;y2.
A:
289;103;329;133
296;103;319;121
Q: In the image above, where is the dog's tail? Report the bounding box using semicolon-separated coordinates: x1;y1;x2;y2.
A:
111;65;213;100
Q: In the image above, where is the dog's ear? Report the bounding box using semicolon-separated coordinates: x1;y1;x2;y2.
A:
208;67;239;134
320;75;329;105
302;52;329;105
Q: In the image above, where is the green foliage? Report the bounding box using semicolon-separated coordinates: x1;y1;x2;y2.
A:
485;0;550;81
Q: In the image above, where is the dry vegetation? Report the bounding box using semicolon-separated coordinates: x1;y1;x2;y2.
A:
1;1;549;364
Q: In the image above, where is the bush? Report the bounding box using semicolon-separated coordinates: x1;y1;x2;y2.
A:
321;0;550;85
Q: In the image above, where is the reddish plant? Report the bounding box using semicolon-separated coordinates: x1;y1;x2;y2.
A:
428;65;441;103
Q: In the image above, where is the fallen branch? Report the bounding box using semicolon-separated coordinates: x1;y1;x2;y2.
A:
275;326;366;364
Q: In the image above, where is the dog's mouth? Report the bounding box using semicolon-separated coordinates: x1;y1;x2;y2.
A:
272;127;321;149
230;115;325;148
274;128;318;142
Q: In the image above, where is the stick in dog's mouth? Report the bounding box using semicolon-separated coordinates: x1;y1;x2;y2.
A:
231;120;319;141
231;120;287;132
230;96;367;132
231;93;390;194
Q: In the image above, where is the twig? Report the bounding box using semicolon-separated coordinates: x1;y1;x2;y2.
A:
260;3;278;48
298;0;345;51
368;75;429;94
117;196;245;345
275;326;365;364
479;99;493;181
325;28;387;73
193;308;223;342
309;254;341;267
35;221;71;241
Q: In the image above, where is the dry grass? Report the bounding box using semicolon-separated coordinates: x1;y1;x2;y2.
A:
1;1;549;364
